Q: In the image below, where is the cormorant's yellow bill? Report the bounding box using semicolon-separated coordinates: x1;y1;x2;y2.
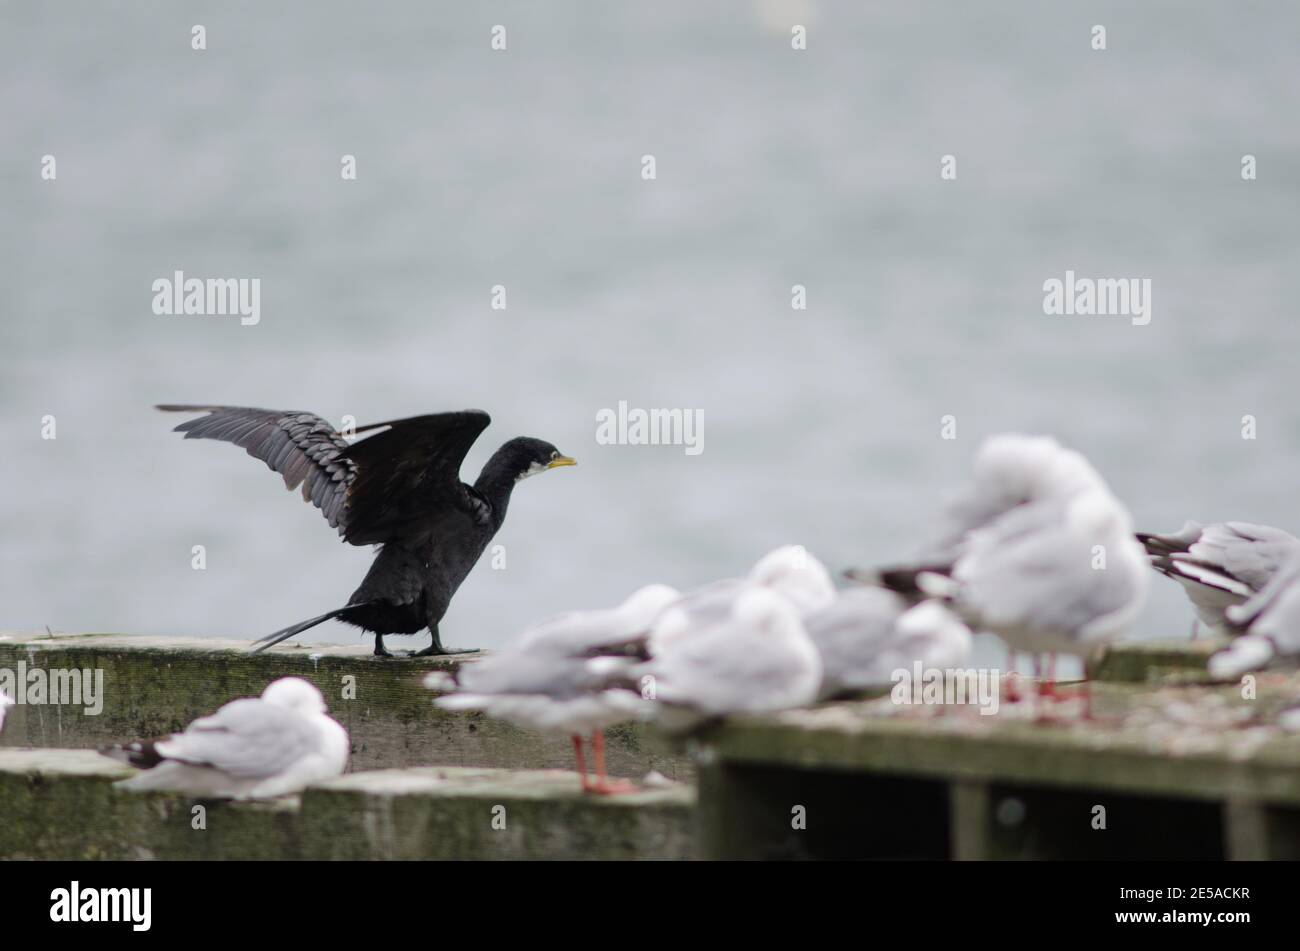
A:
547;455;577;469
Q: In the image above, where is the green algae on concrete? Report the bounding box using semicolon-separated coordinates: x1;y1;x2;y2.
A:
0;632;690;780
0;749;301;860
301;767;695;860
0;750;695;860
1089;638;1223;684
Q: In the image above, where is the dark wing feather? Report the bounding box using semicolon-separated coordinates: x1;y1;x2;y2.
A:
157;405;357;537
339;410;491;545
99;739;165;769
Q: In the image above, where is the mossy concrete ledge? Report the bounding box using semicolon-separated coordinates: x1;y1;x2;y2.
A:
693;662;1300;861
0;750;695;860
1089;638;1223;684
0;632;689;780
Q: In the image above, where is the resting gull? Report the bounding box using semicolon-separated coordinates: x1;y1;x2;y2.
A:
846;434;1148;715
635;587;823;733
101;677;349;799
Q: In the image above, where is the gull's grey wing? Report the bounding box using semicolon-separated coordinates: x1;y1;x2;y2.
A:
955;500;1142;641
1142;522;1299;630
1136;520;1206;557
804;588;907;693
1191;522;1300;591
806;592;973;697
645;618;812;715
514;607;644;656
456;649;632;700
156;698;320;779
1227;553;1300;649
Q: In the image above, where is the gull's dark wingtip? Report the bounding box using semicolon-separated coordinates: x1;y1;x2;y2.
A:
1135;531;1177;556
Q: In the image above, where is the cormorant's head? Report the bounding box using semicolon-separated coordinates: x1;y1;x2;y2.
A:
500;437;577;482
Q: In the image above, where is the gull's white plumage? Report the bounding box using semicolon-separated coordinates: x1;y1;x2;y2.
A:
953;484;1148;655
804;589;973;700
513;583;680;656
0;691;12;734
433;652;651;735
638;587;823;732
649;545;835;653
859;435;1148;658
107;677;349;799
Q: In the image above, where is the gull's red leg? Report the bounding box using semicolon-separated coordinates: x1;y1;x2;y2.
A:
1004;650;1021;702
572;734;591;793
1033;653;1065;723
589;730;637;795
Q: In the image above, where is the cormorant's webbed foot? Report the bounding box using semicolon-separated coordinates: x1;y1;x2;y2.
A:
411;627;478;657
411;644;479;657
373;634;394;658
408;628;475;657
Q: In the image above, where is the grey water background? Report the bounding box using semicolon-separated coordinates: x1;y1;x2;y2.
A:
3;2;1298;672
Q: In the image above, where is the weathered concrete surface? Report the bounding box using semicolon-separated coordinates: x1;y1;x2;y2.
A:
694;669;1300;859
0;632;690;780
303;767;695;860
700;676;1300;803
0;750;695;860
7;633;1289;860
1090;638;1224;684
0;750;301;860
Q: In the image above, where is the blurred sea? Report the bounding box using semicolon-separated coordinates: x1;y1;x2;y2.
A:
3;2;1299;669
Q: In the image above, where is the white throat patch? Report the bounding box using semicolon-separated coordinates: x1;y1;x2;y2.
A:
516;460;549;482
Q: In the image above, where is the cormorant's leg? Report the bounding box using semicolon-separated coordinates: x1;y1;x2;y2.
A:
587;730;637;795
572;735;591;792
411;625;479;657
373;633;393;658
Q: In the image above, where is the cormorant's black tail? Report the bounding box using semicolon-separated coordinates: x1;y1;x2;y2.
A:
249;604;370;654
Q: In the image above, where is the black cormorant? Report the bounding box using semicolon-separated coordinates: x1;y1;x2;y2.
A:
157;405;575;656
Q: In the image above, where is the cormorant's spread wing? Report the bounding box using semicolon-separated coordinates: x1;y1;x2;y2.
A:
157;405;356;535
339;410;491;545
